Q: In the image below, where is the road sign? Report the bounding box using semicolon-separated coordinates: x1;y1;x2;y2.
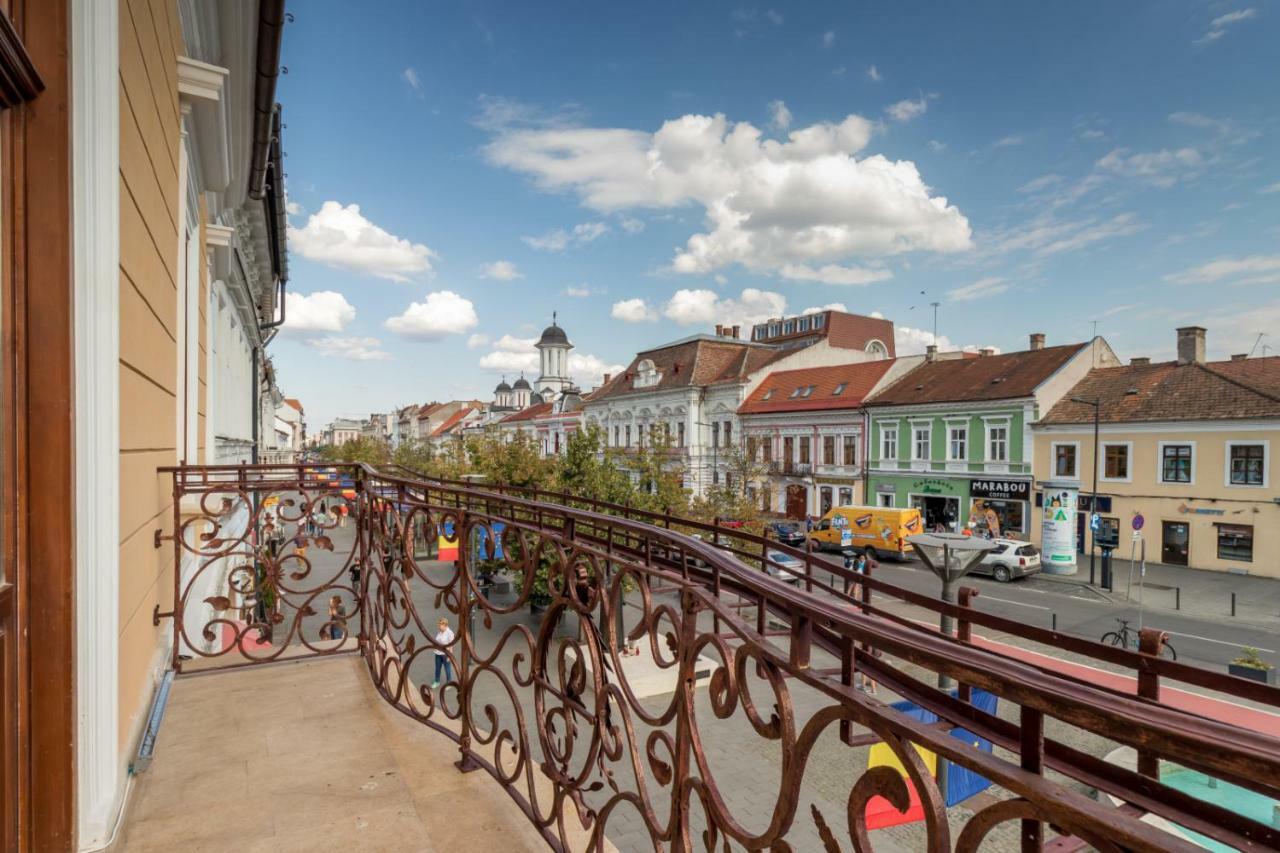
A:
1090;513;1101;532
1132;512;1145;531
1131;530;1142;542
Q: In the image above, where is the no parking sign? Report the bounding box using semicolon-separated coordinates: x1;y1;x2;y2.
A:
1132;512;1145;532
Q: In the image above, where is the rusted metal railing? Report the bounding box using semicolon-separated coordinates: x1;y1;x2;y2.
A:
159;463;1280;852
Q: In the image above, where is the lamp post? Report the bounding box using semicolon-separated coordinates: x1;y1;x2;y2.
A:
1071;396;1101;585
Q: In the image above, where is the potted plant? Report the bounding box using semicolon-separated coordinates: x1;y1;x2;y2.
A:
1229;647;1276;685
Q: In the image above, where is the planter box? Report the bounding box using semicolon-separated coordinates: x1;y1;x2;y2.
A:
1228;663;1276;684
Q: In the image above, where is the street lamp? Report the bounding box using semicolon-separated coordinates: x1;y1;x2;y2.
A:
907;533;997;685
1071;396;1101;585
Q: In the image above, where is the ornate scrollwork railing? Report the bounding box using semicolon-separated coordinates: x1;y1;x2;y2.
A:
162;463;1280;852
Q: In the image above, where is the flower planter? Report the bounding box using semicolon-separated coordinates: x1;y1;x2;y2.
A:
1228;663;1276;684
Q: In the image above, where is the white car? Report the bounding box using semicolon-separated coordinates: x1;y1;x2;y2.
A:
971;539;1042;583
764;550;805;585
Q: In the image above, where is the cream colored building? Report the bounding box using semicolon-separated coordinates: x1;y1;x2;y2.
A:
1033;328;1279;577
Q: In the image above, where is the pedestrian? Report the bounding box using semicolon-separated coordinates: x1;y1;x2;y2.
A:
855;645;881;695
293;528;309;558
338;503;349;528
327;595;347;640
854;552;868;574
432;618;455;689
805;515;814;533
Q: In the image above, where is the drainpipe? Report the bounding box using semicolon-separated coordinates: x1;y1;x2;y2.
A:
251;346;260;464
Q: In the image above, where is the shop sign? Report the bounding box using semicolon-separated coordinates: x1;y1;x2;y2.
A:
969;479;1029;500
910;478;956;496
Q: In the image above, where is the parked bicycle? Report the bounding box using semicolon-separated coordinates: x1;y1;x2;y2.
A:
1100;618;1177;660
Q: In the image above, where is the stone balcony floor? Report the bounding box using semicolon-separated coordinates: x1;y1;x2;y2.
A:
118;655;554;852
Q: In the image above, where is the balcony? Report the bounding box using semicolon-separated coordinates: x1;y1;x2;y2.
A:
767;460;812;476
141;463;1280;852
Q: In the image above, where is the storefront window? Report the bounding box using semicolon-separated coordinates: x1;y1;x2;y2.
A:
969;498;1026;537
1217;524;1253;562
820;487;833;515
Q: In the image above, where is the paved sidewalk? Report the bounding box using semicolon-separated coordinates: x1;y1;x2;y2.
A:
1036;557;1280;627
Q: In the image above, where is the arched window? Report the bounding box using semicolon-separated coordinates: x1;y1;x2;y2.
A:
635;359;660;388
865;339;888;360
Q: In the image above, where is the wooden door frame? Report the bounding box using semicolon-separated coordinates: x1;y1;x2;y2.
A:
0;2;76;851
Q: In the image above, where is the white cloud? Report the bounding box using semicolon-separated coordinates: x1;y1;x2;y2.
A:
1096;147;1204;187
1079;128;1106;141
1164;254;1280;287
822;30;835;49
662;287;786;328
619;217;645;233
1260;181;1280;194
477;334;623;383
994;135;1024;147
384;291;479;340
982;212;1145;257
947;276;1009;301
892;325;998;356
485;108;970;282
611;298;659;322
479;260;523;280
288;201;437;282
1197;8;1256;43
467;333;491;349
802;302;847;315
778;263;893;286
562;284;594;298
885;96;928;123
522;221;609;252
768;99;792;131
286;200;302;216
403;67;422;93
1018;174;1063;194
927;140;946;152
866;65;882;82
282;290;356;333
306;336;392;361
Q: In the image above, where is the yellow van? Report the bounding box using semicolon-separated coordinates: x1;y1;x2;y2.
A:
807;505;923;561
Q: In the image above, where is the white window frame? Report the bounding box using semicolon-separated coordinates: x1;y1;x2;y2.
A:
946;423;968;462
1224;440;1269;489
912;423;931;462
984;419;1010;463
880;425;898;461
1051;441;1080;479
1157;440;1196;486
1100;440;1134;483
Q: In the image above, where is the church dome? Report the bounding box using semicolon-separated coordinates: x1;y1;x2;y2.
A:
512;375;531;390
494;379;511;393
537;322;569;347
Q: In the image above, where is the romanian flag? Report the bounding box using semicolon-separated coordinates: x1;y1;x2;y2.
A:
438;521;459;561
864;738;937;829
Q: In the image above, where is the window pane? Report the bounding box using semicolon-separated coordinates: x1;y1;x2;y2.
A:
1105;445;1128;478
1230;445;1264;485
1161;445;1191;483
843;435;857;466
1217;524;1253;562
823;435;835;464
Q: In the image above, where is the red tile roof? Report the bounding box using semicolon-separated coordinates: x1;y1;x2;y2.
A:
283;398;303;412
417;402;444;420
430;407;476;437
499;401;554;424
866;344;1086;406
588;337;789;402
1041;357;1280;424
739;359;897;414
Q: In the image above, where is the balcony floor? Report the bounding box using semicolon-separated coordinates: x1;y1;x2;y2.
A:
118;655;554;852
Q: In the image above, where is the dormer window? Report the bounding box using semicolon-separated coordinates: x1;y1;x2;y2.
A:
813;314;825;328
832;383;847;396
761;389;774;400
801;385;815;398
865;339;888;360
634;359;660;388
789;387;802;398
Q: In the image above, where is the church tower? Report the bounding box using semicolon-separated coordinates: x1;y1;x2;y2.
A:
535;312;573;398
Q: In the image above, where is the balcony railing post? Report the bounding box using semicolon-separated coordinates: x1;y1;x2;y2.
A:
1020;706;1045;851
957;586;979;704
454;508;480;774
169;469;183;672
1136;627;1167;779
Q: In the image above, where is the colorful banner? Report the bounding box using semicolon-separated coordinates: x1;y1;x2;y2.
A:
438;520;459;561
1041;485;1078;568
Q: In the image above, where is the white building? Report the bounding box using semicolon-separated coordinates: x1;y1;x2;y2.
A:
583;310;899;495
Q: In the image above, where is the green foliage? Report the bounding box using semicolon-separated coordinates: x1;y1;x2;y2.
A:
466;428;553;490
319;436;388;465
1232;646;1274;670
626;428;689;516
554;424;635;505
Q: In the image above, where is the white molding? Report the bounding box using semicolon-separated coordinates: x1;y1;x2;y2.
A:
1033;418;1280;434
1099;440;1134;484
72;0;122;847
1156;439;1196;486
1224;439;1270;489
1050;440;1081;480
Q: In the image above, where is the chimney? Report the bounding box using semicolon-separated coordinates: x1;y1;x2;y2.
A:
602;373;611;385
925;344;938;362
1029;332;1045;351
731;324;740;339
1231;353;1248;361
979;347;995;358
1130;357;1150;366
1176;326;1206;365
714;324;723;337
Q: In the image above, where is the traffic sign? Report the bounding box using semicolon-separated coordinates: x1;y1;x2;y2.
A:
1132;512;1145;531
1090;513;1101;531
1131;530;1142;542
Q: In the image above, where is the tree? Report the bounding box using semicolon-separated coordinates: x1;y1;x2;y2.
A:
628;428;689;517
466;428;553;491
554;424;636;506
319;436;388;466
391;437;434;472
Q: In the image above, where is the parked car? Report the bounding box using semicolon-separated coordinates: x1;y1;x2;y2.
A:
766;521;805;546
764;550;804;585
970;539;1042;582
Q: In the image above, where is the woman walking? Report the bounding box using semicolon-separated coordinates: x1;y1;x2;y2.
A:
432;618;455;689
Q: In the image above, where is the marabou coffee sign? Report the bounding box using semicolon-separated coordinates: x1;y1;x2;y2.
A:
969;479;1030;500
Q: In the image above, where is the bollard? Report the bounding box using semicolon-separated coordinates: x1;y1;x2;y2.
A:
1051;612;1057;633
1232;592;1237;617
1175;586;1180;611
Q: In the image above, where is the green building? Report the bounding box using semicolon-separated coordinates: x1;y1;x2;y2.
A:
863;336;1117;540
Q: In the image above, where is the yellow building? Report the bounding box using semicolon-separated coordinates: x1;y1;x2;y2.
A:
1032;327;1279;577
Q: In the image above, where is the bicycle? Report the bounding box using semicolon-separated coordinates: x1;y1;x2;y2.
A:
1100;618;1177;660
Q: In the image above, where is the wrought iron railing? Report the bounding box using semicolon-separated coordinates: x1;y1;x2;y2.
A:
160;463;1280;852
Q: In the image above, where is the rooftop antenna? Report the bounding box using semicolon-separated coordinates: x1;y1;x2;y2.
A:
1091;319;1098;339
931;301;941;347
1247;332;1266;358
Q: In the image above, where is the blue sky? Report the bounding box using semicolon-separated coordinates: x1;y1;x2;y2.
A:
272;1;1279;428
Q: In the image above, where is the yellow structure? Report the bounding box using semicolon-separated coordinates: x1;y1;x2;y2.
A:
1033;328;1279;577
